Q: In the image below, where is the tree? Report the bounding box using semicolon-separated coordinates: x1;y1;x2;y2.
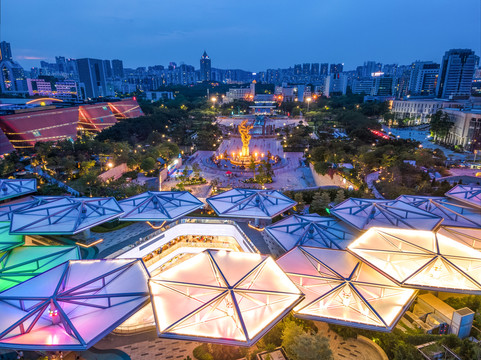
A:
282;320;332;360
430;110;454;141
248;158;257;178
141;157;156;172
294;192;305;213
334;189;345;204
192;162;201;178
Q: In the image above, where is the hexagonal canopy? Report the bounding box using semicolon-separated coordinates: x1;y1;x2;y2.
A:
0;222;23;252
0;259;150;350
0;196;67;222
0;179;37;201
348;227;481;294
330;198;443;231
0;246;80;292
119;191;203;222
437;226;481;251
397;195;481;228
207;189;296;219
265;214;359;252
149;249;303;346
10;197;124;235
445;185;481;209
276;246;416;332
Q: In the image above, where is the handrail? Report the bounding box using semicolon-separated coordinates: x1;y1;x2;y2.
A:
117;217;259;257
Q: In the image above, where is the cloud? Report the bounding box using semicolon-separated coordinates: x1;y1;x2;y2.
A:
16;56;48;60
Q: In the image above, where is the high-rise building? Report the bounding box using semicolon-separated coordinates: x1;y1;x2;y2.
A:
311;63;320;76
55;56;67;73
103;60;113;79
320;63;329;76
294;64;302;76
200;51;212;82
302;63;311;75
77;58;111;99
408;61;440;96
330;63;344;74
112;59;124;78
437;49;477;99
0;42;12;61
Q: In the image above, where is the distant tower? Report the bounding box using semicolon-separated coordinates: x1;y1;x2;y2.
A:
436;49;477;99
200;51;211;82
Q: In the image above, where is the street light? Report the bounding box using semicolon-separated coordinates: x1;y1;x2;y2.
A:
211;97;217;108
306;97;312;111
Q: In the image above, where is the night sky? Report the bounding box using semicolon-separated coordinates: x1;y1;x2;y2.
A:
5;0;481;71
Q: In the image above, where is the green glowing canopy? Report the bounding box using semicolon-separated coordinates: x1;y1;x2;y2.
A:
0;221;23;252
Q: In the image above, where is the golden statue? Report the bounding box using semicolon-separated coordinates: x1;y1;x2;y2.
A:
238;120;254;157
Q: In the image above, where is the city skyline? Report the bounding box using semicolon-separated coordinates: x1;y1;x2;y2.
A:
5;0;480;71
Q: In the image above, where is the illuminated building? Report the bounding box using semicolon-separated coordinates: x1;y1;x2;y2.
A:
149;249;303;346
200;51;211;82
27;78;79;100
408;61;440;96
348;227;481;294
277;246;416;331
441;108;481;151
437;49;477;99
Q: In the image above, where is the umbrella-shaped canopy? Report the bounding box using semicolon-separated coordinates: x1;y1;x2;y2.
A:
207;189;296;219
265;214;359;252
118;191;203;222
149;249;303;346
276;246;416;332
348;227;481;294
0;196;67;222
397;195;481;228
445;184;481;209
0;246;80;292
0;222;23;252
0;259;150;350
0;179;37;201
330;198;443;231
437;226;481;251
10;197;124;235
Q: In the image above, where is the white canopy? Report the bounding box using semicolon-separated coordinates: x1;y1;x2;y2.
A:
265;214;359;252
348;227;481;294
276;246;416;331
10;197;124;235
0;259;150;350
0;179;37;201
397;195;481;228
445;185;481;209
149;249;303;346
207;189;296;219
437;226;481;251
330;198;443;231
119;191;203;222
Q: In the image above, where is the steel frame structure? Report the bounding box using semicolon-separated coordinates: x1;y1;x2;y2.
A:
0;179;37;201
445;185;481;209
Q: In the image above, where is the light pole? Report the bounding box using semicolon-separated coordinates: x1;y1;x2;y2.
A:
211;97;217;109
306;97;312;111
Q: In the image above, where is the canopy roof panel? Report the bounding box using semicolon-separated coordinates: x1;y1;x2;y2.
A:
149;249;303;346
348;227;481;294
0;259;150;350
207;189;296;219
445;185;481;209
10;197;124;235
397;195;481;228
119;191;203;222
0;221;23;252
437;226;481;251
265;214;359;252
276;246;416;332
0;179;37;201
0;196;68;222
0;246;80;292
330;198;443;231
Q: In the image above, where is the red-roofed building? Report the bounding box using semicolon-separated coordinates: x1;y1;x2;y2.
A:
78;103;118;132
108;98;143;119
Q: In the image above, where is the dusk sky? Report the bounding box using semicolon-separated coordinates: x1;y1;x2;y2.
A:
5;0;481;71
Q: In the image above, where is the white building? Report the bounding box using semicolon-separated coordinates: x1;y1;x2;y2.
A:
391;98;466;125
443;108;481;150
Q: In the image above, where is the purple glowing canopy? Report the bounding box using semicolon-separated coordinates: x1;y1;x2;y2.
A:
0;259;150;350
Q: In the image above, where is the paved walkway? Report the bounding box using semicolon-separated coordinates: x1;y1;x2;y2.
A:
365;171;384;199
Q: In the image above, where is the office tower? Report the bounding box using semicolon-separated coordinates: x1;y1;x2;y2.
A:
409;61;440;96
200;51;211;82
294;64;302;76
302;63;311;75
361;61;378;77
0;42;12;61
437;49;477;99
112;59;124;78
330;63;344;74
372;75;393;96
329;73;347;95
382;64;398;76
103;60;113;79
311;63;320;76
77;58;111;99
55;56;67;72
320;63;329;76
